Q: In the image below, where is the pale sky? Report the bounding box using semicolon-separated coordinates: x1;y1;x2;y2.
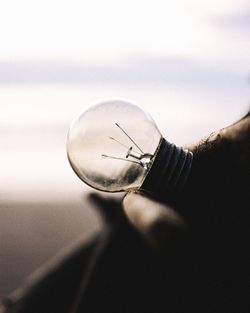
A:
0;0;249;67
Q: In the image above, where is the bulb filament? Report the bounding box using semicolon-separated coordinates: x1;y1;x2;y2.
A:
114;123;145;154
101;123;153;170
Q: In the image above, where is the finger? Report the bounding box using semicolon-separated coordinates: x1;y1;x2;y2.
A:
123;192;186;249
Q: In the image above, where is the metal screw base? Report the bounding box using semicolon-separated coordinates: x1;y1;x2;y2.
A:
141;138;193;199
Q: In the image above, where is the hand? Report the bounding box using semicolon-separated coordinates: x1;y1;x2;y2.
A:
122;111;250;311
123;111;250;251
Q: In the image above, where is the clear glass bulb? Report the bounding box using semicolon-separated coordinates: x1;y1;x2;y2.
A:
67;99;162;192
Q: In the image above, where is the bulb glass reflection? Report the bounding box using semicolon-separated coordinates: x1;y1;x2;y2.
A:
67;100;162;192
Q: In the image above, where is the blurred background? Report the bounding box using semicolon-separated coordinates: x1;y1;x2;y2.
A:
0;0;249;297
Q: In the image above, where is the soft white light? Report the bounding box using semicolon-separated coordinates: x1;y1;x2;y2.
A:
0;0;249;63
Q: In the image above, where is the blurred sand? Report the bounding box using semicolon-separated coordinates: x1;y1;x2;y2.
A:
0;199;100;297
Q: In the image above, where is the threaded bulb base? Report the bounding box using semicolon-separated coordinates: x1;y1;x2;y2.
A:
141;138;193;200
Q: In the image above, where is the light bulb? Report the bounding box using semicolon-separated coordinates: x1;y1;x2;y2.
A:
67;99;193;199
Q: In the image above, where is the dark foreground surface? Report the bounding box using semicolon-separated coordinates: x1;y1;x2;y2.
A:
1;194;250;313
